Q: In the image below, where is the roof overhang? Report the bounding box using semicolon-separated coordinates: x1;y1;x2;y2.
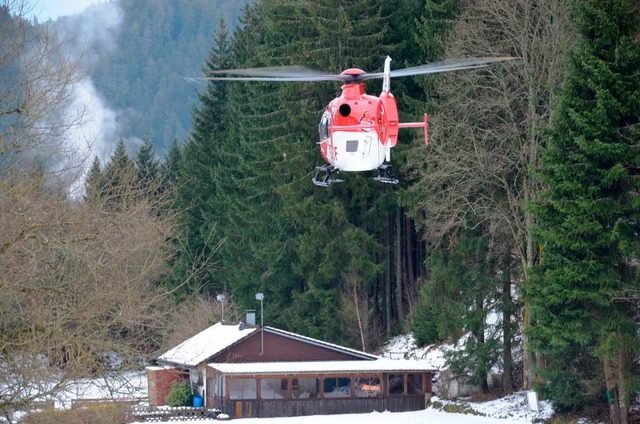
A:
208;359;437;375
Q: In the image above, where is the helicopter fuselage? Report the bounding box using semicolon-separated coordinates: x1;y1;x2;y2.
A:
317;69;427;180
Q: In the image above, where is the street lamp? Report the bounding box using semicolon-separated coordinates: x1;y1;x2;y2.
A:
216;294;225;322
255;293;264;355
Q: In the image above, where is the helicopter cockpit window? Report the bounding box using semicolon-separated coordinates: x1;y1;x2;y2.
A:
318;112;330;142
346;139;358;152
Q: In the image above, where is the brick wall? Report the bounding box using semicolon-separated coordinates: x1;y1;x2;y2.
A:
147;367;188;406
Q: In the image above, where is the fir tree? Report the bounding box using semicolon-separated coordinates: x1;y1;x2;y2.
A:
161;139;181;185
530;0;640;417
135;138;159;192
102;139;137;210
84;156;104;202
173;19;233;295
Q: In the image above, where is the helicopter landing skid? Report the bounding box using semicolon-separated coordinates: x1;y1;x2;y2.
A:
373;164;399;184
313;165;344;187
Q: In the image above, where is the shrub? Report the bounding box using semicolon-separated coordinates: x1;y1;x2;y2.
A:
165;380;193;407
22;403;129;424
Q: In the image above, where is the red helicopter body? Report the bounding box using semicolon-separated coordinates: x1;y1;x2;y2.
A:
315;59;428;185
196;56;516;186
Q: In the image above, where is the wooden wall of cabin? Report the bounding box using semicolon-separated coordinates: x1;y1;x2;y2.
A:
209;331;366;363
205;371;433;418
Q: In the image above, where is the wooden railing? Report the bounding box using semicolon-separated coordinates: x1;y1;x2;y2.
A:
131;405;221;422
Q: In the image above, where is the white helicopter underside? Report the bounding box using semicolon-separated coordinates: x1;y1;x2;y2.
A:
327;131;389;172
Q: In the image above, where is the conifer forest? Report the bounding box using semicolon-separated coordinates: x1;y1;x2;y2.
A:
1;0;639;421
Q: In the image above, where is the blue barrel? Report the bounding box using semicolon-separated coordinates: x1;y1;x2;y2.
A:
193;394;203;408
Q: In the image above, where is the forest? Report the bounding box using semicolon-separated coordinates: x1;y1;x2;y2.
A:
1;0;639;423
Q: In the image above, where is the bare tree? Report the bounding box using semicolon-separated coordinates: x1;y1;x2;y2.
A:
407;0;574;389
0;170;180;422
0;3;184;422
1;0;87;179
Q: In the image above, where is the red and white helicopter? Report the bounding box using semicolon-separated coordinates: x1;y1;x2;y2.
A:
200;56;516;186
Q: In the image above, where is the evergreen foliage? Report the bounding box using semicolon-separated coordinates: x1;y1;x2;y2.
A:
84;156;104;202
529;0;640;414
90;0;251;154
176;0;430;347
165;381;193;407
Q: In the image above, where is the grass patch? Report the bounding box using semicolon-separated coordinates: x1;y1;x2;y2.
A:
428;399;486;417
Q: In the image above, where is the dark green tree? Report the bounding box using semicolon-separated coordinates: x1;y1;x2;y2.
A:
161;138;182;192
173;19;232;296
135;138;159;190
529;0;640;418
414;228;502;392
84;156;104;202
101;139;137;209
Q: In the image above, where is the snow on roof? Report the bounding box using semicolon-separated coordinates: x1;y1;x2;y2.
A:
208;358;437;375
158;322;257;367
264;326;378;360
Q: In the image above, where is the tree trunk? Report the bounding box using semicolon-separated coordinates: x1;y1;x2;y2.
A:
384;214;391;333
603;357;622;424
352;281;366;352
502;254;514;393
476;296;489;393
404;207;416;317
617;331;630;424
394;209;404;322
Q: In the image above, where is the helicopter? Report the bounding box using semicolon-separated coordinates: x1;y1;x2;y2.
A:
198;56;517;186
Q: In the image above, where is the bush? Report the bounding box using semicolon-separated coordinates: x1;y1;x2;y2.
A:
22;403;129;424
165;380;193;407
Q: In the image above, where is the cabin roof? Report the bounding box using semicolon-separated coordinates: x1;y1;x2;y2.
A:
208;358;436;375
158;322;257;367
157;322;378;367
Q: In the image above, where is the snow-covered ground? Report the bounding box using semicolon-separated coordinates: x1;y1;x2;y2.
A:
131;394;550;424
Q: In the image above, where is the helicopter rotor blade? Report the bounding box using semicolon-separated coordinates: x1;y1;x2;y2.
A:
364;56;519;80
203;66;345;82
190;56;519;83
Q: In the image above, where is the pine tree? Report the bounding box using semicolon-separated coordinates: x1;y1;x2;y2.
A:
530;0;640;417
135;138;159;191
101;139;137;210
161;138;182;192
173;19;232;295
84;156;104;202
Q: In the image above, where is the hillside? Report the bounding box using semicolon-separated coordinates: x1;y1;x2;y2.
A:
60;0;252;156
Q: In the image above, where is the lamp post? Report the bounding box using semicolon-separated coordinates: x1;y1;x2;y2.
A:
216;294;225;322
255;293;264;355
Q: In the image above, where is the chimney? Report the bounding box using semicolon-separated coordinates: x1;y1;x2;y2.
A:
245;310;256;326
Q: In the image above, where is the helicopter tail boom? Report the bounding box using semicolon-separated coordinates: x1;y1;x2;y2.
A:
398;114;429;145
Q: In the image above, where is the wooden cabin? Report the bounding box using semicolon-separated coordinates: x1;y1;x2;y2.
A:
150;322;436;419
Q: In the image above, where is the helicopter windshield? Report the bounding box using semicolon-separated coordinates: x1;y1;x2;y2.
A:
318;111;330;142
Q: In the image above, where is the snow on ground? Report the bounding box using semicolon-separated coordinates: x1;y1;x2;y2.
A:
131;399;547;424
379;333;456;369
56;371;147;408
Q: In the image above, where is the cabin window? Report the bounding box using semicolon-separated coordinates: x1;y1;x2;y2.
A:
388;374;405;395
260;378;288;399
354;377;381;398
209;375;225;398
323;377;350;398
346;139;358;152
292;378;319;399
407;374;424;394
319;111;330;142
229;378;257;400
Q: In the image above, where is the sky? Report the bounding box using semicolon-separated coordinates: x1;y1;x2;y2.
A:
27;0;98;21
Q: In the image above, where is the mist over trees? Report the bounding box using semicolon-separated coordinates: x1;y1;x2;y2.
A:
87;0;252;156
1;0;638;421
